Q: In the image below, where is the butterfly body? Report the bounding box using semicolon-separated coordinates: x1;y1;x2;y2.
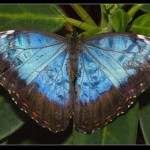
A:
68;30;79;78
0;30;149;133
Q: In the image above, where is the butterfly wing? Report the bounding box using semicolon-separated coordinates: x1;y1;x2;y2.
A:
0;30;71;133
74;33;150;133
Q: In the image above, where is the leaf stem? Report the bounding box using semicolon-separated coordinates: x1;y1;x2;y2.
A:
71;4;97;27
65;16;96;31
127;4;144;17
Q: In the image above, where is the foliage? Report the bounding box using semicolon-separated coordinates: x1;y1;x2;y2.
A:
0;4;150;145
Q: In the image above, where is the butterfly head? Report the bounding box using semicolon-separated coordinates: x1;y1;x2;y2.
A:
65;28;79;41
72;29;78;39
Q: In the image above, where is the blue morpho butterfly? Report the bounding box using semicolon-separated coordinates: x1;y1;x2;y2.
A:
0;28;150;134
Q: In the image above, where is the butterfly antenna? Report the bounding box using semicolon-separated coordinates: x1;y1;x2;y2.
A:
78;15;90;30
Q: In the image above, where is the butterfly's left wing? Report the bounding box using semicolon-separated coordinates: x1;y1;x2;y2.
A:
74;33;150;133
0;30;72;133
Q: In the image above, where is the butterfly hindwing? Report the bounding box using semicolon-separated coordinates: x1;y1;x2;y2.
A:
0;30;72;133
74;33;150;133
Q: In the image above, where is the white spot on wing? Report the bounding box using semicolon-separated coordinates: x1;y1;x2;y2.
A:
137;35;150;45
8;90;11;94
1;34;7;39
91;130;95;133
6;30;15;34
117;113;120;116
105;122;108;125
130;101;134;105
140;83;143;87
35;120;39;123
141;89;145;93
0;83;3;86
0;30;15;39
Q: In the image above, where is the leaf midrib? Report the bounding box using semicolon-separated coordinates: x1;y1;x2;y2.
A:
0;13;65;22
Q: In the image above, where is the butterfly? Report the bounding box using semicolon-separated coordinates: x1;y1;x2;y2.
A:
0;29;149;134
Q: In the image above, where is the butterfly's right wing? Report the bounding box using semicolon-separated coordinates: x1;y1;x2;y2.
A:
0;30;72;133
74;33;150;133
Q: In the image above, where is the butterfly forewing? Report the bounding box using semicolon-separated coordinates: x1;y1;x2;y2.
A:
0;30;72;133
74;33;150;133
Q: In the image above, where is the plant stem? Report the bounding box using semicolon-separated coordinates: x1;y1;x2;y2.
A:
65;17;96;31
71;4;97;27
127;4;144;17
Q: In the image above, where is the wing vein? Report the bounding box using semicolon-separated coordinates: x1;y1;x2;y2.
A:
24;44;67;83
82;44;123;89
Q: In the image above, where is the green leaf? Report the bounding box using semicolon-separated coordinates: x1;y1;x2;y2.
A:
140;5;150;13
140;103;150;144
78;27;109;38
0;88;29;142
109;9;132;32
100;103;139;144
99;4;124;28
130;13;150;36
72;129;102;144
63;134;73;144
0;4;65;32
64;129;102;144
0;140;8;145
99;5;108;27
104;4;124;14
139;90;150;144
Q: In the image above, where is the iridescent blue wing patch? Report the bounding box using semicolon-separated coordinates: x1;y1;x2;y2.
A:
0;30;71;133
74;33;150;133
